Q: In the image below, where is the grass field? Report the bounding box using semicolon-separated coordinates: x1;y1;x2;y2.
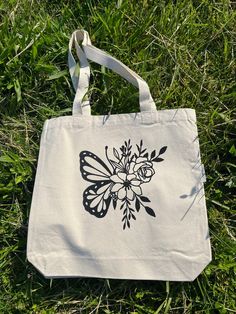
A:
0;0;236;313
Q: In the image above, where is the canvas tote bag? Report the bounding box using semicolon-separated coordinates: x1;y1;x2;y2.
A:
27;30;212;281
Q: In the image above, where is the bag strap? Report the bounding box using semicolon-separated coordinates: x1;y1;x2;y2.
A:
68;31;91;115
68;30;156;116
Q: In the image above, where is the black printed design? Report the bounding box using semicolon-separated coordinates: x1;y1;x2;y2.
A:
79;140;167;230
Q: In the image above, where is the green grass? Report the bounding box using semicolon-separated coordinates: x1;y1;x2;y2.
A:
0;0;235;313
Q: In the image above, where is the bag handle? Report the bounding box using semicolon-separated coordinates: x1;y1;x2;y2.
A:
68;30;156;116
68;31;91;115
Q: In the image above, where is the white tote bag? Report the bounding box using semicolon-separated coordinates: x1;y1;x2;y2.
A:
27;30;211;281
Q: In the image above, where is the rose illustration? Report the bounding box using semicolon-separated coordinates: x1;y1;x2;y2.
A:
130;157;155;183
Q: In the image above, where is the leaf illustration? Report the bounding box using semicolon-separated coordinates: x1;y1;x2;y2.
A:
143;152;148;158
124;156;129;166
135;197;140;211
127;220;130;228
110;160;124;170
120;145;125;153
145;206;156;217
153;157;164;162
131;213;136;220
113;148;120;160
121;202;126;209
140;196;151;202
151;150;156;159
113;198;117;209
159;146;167;155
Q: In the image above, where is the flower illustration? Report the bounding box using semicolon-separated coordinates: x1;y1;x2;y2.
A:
110;172;142;201
79;139;167;230
130;157;155;183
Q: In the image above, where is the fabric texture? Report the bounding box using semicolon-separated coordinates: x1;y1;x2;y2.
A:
27;30;211;281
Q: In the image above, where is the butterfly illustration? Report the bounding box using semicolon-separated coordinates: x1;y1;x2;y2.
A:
79;149;113;218
79;140;167;229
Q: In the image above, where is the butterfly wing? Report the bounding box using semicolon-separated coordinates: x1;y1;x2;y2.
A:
79;150;112;183
83;181;112;218
80;150;113;217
